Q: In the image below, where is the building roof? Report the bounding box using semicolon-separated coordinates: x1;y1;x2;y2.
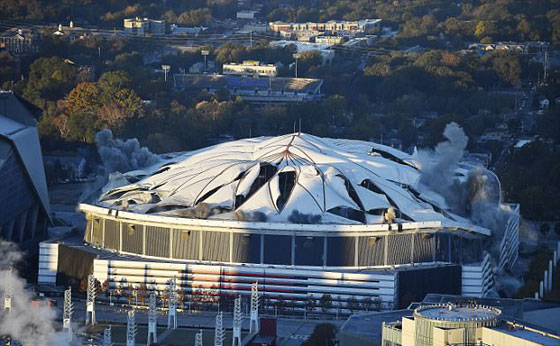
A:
97;133;490;235
0;91;50;218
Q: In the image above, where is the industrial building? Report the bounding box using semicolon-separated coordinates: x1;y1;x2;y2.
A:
173;74;323;103
38;133;519;313
0;91;50;247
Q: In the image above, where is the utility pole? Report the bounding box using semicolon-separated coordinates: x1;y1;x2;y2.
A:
103;326;112;346
63;287;73;339
86;274;96;325
195;329;204;346
3;268;13;312
293;53;300;78
127;310;137;346
232;296;242;346
214;312;224;346
147;292;158;345
168;276;177;329
249;282;259;334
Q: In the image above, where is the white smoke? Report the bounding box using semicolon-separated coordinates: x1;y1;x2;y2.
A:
80;130;161;202
95;129;160;174
416;122;524;297
0;240;78;346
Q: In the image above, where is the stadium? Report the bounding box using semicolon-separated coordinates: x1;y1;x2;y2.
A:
40;133;517;311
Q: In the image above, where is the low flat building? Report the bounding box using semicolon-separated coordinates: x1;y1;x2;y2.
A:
0;91;50;247
222;60;278;77
124;17;165;36
269;19;381;35
380;304;560;346
173;74;323;103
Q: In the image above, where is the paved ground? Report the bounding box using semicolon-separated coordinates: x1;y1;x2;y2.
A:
65;299;344;346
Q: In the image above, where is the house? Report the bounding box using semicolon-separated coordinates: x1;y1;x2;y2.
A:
0;28;39;54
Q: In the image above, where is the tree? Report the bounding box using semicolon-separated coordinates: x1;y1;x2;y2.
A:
65;82;102;115
320;294;332;313
98;70;133;90
347;296;360;313
177;8;212;26
302;323;336;346
0;51;16;84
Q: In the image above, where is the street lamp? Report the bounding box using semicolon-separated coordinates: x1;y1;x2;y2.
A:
162;64;170;82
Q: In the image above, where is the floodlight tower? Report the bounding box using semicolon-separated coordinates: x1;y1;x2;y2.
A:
249;282;259;334
195;329;203;346
232;296;242;346
86;274;96;325
214;312;224;346
103;326;112;346
147;292;158;345
3;268;13;312
127;310;137;346
63;287;73;339
167;276;177;329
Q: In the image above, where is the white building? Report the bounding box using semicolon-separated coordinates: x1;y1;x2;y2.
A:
222;61;278;77
124;18;165;36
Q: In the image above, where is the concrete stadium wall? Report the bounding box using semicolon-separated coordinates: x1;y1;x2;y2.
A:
83;210;481;269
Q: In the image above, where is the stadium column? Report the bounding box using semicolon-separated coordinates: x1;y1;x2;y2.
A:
384;234;389;266
102;218;106;248
410;231;415;264
199;231;203;260
291;234;295;266
260;234;264;264
323;236;327;267
142;225;146;256
229;229;233;263
354;235;359;267
119;221;123;252
169;228;174;259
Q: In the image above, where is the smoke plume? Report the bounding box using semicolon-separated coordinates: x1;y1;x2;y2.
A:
0;240;77;346
416;122;523;297
95;129;160;174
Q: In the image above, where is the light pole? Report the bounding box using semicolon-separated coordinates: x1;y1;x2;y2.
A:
201;49;210;72
162;65;170;82
293;53;300;78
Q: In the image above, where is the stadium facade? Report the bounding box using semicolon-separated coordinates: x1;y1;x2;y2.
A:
40;133;517;312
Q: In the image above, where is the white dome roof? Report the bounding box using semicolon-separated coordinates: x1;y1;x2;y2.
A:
99;133;467;225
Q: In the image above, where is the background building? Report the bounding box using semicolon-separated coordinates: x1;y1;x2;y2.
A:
380;303;559;346
124;17;165;36
0;91;50;247
222;60;278;77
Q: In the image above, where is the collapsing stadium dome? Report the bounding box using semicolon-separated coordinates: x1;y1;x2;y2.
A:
98;133;485;228
68;132;518;310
